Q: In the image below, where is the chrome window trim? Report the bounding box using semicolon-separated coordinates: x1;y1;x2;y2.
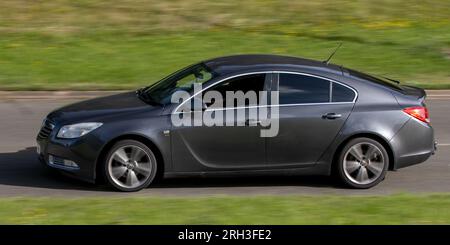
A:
172;71;358;114
175;101;355;114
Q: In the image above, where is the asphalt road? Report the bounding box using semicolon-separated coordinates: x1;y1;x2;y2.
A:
0;92;449;197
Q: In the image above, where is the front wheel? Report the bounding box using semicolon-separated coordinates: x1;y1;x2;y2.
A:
104;140;158;192
336;138;389;189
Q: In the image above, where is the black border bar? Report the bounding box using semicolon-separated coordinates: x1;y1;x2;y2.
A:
1;225;448;243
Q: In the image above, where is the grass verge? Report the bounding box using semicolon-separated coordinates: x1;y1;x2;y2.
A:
0;194;449;224
0;1;449;90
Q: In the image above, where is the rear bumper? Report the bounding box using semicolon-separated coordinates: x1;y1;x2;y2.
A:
389;118;435;170
393;151;433;169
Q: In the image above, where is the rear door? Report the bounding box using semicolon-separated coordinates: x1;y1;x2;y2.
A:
266;72;356;166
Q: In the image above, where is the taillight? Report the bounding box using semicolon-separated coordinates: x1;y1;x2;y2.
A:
403;106;430;123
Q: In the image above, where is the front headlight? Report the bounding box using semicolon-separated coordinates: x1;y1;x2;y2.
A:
57;122;103;139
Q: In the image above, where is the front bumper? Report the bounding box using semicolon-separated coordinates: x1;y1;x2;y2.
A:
37;130;103;183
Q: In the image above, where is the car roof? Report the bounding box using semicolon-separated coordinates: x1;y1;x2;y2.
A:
203;54;343;75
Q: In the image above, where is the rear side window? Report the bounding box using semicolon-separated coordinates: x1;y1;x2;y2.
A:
278;73;330;104
332;83;356;102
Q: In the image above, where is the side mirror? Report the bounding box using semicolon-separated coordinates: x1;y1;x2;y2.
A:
194;72;204;80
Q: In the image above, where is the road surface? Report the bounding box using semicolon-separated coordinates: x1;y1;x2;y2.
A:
0;91;449;196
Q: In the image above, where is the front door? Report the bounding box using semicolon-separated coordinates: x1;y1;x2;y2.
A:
171;73;272;172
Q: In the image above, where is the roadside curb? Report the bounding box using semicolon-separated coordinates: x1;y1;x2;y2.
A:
0;90;449;100
425;90;450;97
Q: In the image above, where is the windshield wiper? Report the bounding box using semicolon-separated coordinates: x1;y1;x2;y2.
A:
136;88;162;106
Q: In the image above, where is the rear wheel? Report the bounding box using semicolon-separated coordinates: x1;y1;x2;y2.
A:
104;140;157;192
336;137;388;189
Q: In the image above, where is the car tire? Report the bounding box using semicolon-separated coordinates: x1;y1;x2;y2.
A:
104;140;158;192
336;137;389;189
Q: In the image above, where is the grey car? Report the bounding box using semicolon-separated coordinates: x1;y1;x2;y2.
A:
36;55;436;191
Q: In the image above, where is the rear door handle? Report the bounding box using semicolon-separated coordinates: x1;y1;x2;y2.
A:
322;113;342;120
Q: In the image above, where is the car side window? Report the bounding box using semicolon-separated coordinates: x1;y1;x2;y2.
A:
278;73;330;104
332;82;356;102
203;73;267;108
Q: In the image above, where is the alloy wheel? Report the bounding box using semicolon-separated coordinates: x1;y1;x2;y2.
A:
343;142;385;185
107;145;153;189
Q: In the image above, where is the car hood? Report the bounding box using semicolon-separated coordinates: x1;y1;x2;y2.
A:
47;91;160;123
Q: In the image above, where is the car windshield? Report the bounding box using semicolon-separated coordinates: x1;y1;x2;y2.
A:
139;63;216;105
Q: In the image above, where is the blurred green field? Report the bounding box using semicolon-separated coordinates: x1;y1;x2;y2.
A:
0;0;450;90
0;194;449;224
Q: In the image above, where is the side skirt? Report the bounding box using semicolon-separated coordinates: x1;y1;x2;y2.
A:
164;163;330;179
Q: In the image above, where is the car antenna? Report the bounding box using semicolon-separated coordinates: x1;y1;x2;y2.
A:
323;43;342;65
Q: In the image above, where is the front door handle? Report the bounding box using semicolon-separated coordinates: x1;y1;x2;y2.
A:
322;113;342;120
